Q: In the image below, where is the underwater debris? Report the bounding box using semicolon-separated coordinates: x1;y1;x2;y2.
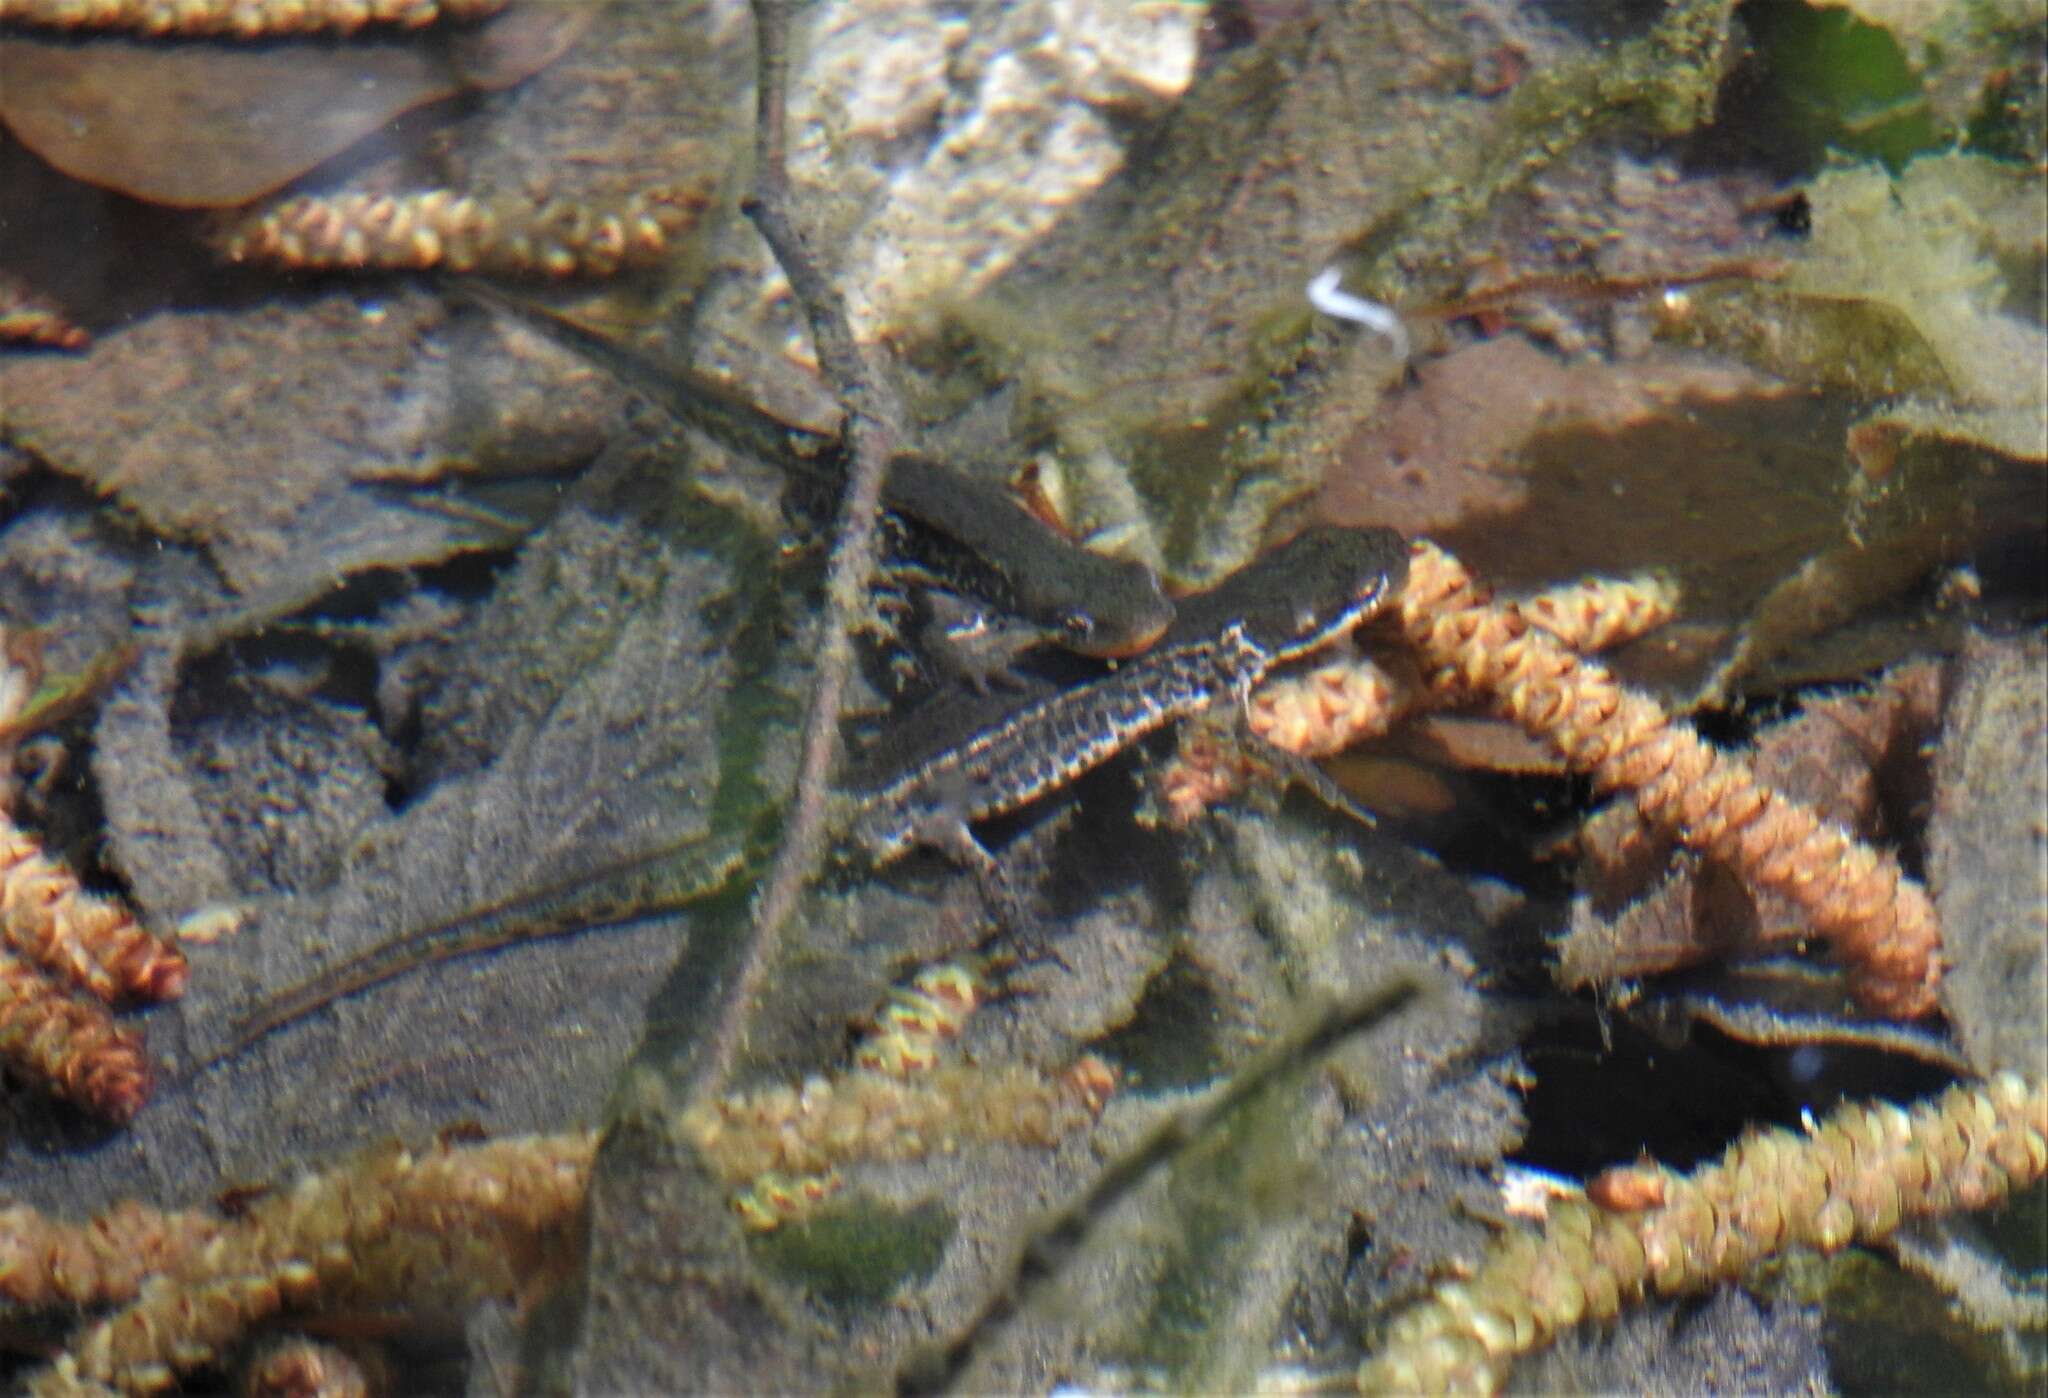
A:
788;0;1203;344
0;814;187;1005
238;1334;377;1398
27;1130;596;1394
0;275;87;350
1397;540;1941;1019
901;978;1428;1395
1308;266;1411;363
214;185;707;278
0;1198;221;1311
0;1;584;210
1358;1073;2048;1396
676;1056;1117;1229
0;0;508;38
1928;634;2048;1082
0;628;178;1122
0;946;151;1124
1157;566;1677;825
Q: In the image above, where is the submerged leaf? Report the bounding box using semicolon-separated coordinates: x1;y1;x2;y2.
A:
0;4;588;208
0;288;628;611
1684;154;2048;413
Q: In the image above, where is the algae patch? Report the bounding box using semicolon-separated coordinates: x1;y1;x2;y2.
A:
752;1198;955;1309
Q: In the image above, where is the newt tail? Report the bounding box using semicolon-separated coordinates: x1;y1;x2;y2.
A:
218;826;766;1062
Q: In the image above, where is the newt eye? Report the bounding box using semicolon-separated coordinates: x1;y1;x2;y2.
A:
1060;612;1096;641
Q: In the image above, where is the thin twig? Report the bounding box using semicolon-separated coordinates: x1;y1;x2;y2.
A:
697;0;905;1095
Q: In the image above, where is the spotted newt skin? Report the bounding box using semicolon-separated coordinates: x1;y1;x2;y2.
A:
219;525;1406;1059
459;284;1174;659
847;526;1409;865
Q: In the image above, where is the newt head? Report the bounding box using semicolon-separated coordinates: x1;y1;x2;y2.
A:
881;454;1175;661
1169;526;1408;663
1049;555;1175;659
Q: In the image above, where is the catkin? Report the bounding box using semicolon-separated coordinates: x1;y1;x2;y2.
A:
851;960;990;1079
1396;540;1940;1018
36;1131;596;1395
1359;1074;2048;1395
1152;717;1266;829
1244;572;1676;764
0;0;507;38
1162;565;1676;820
0;814;188;1004
0;949;152;1124
240;1335;374;1398
1518;574;1680;654
0;1200;220;1311
705;959;1099;1232
680;1058;1117;1187
215;186;707;279
1248;655;1421;759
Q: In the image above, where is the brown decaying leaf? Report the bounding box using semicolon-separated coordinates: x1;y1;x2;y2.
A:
1319;337;1797;579
0;289;627;607
0;4;590;208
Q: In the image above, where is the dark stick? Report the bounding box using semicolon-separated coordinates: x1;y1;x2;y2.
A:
894;978;1428;1395
696;0;906;1096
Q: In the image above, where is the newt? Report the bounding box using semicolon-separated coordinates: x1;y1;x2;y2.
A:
458;284;1174;660
845;525;1408;866
216;526;1406;1061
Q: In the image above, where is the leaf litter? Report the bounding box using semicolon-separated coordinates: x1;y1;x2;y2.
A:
0;0;2039;1391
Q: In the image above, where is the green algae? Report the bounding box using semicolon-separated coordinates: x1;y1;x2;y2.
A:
1744;0;1942;170
751;1198;955;1309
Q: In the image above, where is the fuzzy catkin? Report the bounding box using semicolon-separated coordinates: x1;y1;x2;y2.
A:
1518;574;1681;654
0;815;187;1004
215;186;707;279
240;1335;373;1398
679;1058;1115;1186
1247;655;1420;759
0;1200;220;1311
36;1132;596;1395
0;0;507;37
1397;540;1940;1018
1170;565;1674;818
1358;1074;2048;1395
1245;573;1673;764
0;949;152;1124
697;961;1092;1232
851;960;990;1078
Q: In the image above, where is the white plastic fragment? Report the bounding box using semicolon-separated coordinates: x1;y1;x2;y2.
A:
1307;265;1410;362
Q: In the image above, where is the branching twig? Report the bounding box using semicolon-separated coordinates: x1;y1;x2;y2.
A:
698;0;907;1095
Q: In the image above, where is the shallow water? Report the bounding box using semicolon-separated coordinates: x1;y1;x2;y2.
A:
0;0;2042;1392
